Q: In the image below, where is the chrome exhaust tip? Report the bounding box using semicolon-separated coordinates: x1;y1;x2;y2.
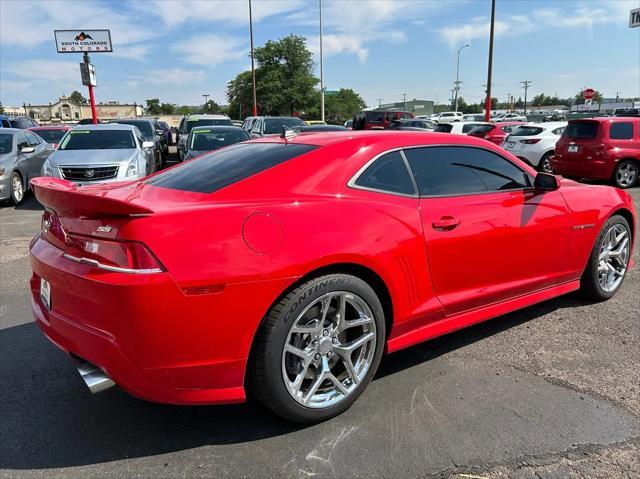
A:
75;359;116;394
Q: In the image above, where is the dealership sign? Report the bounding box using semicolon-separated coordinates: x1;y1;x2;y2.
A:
54;30;112;53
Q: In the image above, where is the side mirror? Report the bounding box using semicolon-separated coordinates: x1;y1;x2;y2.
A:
534;172;560;191
20;146;36;154
142;141;154;149
155;129;164;136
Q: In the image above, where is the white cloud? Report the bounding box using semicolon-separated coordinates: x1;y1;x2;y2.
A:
112;45;151;61
308;34;369;63
171;34;246;66
4;60;79;84
147;0;304;28
438;14;535;48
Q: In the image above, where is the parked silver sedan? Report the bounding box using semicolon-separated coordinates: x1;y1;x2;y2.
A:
41;124;156;186
0;128;53;205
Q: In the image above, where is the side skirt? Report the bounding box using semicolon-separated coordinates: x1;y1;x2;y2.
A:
386;280;580;353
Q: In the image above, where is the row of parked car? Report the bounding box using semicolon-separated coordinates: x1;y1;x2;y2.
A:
1;110;638;206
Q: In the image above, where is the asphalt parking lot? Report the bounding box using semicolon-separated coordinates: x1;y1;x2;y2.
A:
1;156;638;478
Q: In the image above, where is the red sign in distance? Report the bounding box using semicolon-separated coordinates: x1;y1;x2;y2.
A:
583;88;596;100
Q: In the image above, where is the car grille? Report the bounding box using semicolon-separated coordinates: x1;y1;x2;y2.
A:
59;166;119;181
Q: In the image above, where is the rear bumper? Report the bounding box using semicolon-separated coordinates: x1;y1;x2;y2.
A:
30;235;294;405
551;157;613;180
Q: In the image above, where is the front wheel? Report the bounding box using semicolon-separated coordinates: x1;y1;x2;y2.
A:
10;172;25;205
580;215;632;301
251;274;386;423
613;160;638;189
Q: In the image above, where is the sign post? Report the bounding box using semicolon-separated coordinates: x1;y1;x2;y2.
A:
583;88;596;109
54;30;112;124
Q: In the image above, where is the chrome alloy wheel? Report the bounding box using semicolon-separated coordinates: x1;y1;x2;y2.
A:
11;175;24;203
598;224;630;293
616;162;638;188
282;291;377;408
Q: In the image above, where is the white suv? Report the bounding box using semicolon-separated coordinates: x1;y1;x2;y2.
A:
432;111;463;124
501;122;567;172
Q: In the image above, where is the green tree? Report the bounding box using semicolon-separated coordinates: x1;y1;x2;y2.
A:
531;93;549;106
0;102;4;114
176;105;195;115
68;90;87;104
160;103;176;114
202;99;221;114
227;34;318;116
146;98;161;115
305;88;366;123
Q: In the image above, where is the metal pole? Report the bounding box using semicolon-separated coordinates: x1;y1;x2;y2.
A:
454;44;469;112
249;0;257;116
319;0;325;122
521;80;532;115
84;52;97;124
202;94;210;112
403;93;407;111
484;0;495;122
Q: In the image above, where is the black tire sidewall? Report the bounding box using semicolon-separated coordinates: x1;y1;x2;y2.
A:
9;172;24;206
582;215;632;301
257;274;386;423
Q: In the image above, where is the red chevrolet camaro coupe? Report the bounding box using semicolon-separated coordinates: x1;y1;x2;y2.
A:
29;131;635;423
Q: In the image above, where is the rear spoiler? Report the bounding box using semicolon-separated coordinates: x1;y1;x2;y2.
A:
30;177;154;217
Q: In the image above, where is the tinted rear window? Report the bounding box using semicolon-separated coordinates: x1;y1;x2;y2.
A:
434;124;453;133
114;120;154;138
33;129;67;144
263;118;305;134
462;123;485;133
510;126;543;136
469;125;494;134
609;122;634;140
564;122;598;139
186;118;233;133
146;142;317;193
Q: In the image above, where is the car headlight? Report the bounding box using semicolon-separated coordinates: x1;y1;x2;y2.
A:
41;159;53;176
126;157;139;177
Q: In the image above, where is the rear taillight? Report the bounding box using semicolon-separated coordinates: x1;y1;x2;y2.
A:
41;211;163;274
520;139;541;144
63;235;164;273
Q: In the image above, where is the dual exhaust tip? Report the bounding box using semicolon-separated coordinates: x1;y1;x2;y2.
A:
74;359;116;394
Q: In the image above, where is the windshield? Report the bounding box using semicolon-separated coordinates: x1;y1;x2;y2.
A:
564;122;599;139
190;129;249;150
114;120;153;138
263;118;305;134
33;129;67;144
186;118;233;133
59;130;136;150
0;133;12;154
510;126;544;136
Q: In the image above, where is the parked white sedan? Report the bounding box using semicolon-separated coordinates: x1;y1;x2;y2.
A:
493;113;527;123
501;122;567;172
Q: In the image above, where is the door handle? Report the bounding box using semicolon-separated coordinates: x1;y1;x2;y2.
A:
432;216;461;230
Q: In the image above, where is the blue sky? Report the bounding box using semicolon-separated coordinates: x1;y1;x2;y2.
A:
1;0;639;109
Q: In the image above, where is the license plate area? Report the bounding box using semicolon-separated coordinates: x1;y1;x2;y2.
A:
568;145;579;153
40;278;51;310
505;141;515;149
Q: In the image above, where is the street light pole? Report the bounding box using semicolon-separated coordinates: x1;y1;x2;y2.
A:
249;0;257;116
319;0;325;122
202;94;209;112
454;43;469;112
484;0;496;121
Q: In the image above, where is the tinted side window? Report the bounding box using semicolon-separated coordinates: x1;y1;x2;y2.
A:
147;143;317;193
16;132;28;149
353;151;415;196
25;131;41;146
1;120;10;128
609;122;633;140
404;146;531;196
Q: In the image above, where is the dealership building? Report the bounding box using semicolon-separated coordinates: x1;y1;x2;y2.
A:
377;99;435;115
17;96;144;123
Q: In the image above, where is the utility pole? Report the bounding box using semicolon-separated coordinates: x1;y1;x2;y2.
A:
615;91;620;103
507;92;511;112
484;0;496;121
248;0;257;116
402;92;407;111
454;43;469;112
450;88;456;108
377;98;383;109
202;94;210;112
319;0;325;122
521;80;533;115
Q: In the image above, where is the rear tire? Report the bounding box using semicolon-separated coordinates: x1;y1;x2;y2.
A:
580;215;632;301
9;172;25;206
538;151;554;173
613;160;638;189
251;274;386;423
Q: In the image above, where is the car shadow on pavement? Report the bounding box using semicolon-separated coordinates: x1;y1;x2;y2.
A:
0;292;588;471
13;194;44;211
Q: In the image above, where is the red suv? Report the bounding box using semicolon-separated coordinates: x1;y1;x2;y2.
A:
552;118;640;188
353;110;414;130
467;121;524;146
